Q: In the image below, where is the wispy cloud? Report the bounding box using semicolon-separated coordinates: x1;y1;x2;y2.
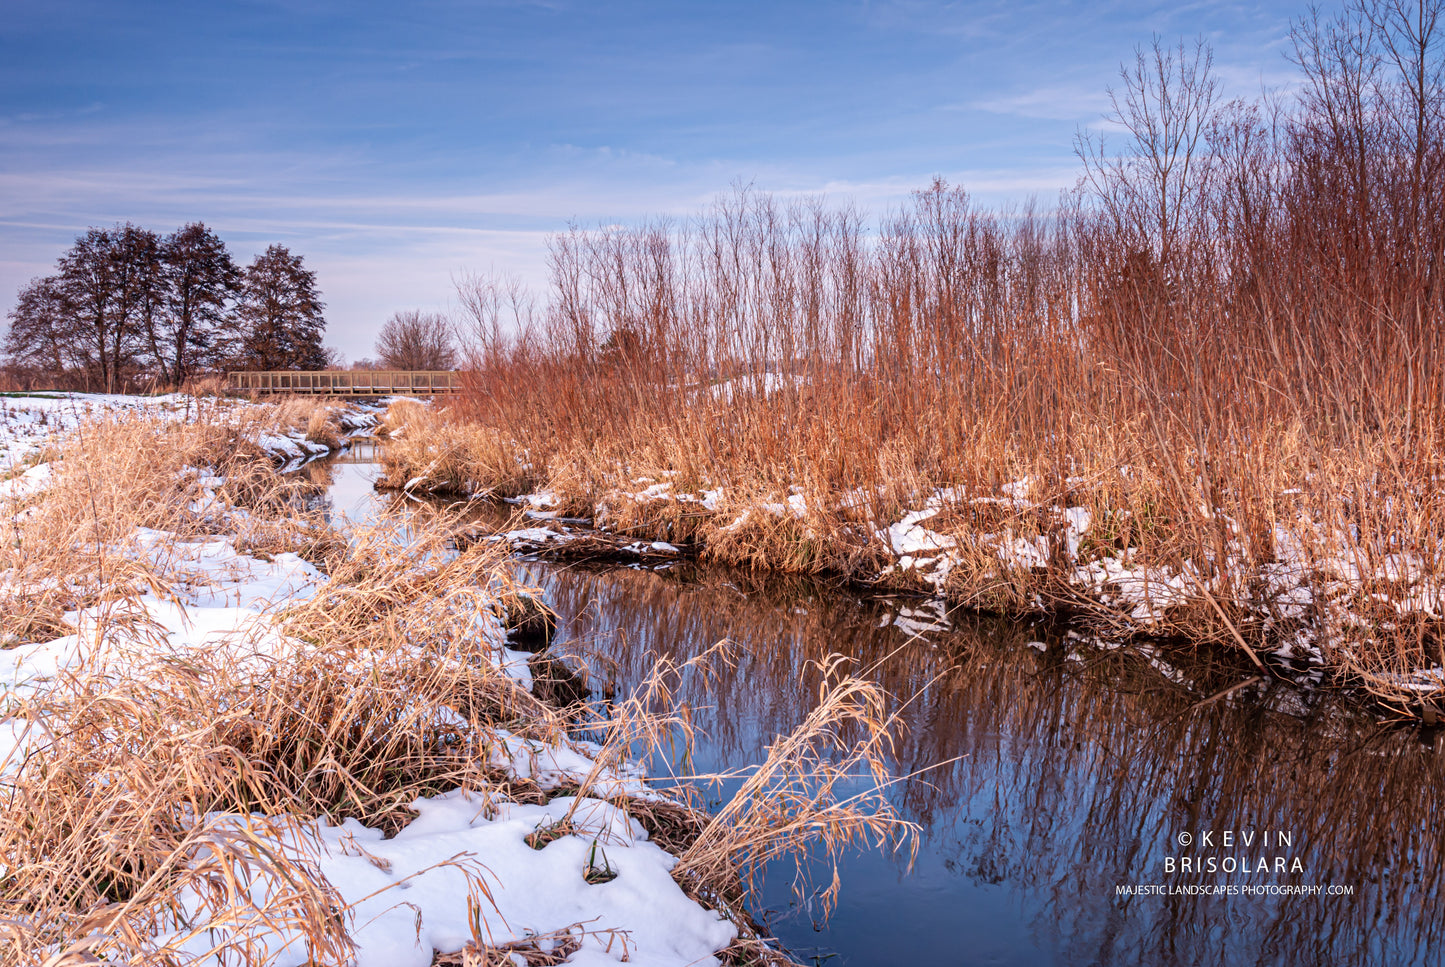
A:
1;0;1312;360
969;84;1112;122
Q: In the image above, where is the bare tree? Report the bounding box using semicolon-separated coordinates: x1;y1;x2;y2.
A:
374;310;457;370
1076;35;1221;269
6;225;329;386
39;224;164;392
4;276;80;384
154;223;241;385
453;271;537;368
1289;1;1385;246
55;227;129;392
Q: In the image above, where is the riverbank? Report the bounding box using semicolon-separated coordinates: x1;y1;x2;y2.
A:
0;395;902;965
485;552;1444;967
377;396;1445;720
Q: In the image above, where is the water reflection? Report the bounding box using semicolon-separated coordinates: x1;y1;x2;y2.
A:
522;563;1442;967
309;449;1441;966
301;439;468;535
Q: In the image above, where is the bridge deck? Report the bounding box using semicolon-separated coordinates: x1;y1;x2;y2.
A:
228;371;462;395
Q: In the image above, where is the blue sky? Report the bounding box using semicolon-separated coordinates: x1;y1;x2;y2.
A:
1;0;1307;361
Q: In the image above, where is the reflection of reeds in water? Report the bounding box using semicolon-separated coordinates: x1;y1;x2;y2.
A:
527;561;1444;966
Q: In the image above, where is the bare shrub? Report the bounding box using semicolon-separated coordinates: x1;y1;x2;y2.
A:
374;0;1445;710
375;309;457;371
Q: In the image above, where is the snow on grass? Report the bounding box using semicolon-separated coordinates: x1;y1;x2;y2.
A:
487;466;1445;698
705;371;805;404
153;792;734;967
0;392;194;469
0;392;386;484
0;399;748;966
2;567;737;965
0;462;52;500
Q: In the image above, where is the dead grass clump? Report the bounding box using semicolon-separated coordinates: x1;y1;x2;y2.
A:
404;12;1445;708
0;592;73;650
669;654;918;918
377;396;429;437
376;400;531;497
304;405;343;449
1;409;336;650
596;490;715;545
0;516;551;962
700;498;879;578
180;374;234;398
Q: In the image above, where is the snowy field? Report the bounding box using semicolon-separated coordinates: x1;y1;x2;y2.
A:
0;394;745;966
0;392;346;473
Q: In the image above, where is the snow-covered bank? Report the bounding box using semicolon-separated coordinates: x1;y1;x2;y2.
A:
0;397;773;966
373;399;1445;716
0;391;385;486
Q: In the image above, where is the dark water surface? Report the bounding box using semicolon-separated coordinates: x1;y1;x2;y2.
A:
315;443;1444;967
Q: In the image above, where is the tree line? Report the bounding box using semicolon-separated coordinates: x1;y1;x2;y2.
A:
3;223;330;392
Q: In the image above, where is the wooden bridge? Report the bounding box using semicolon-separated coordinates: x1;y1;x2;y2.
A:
228;370;462;396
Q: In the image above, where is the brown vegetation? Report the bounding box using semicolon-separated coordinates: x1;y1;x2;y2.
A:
384;1;1445;712
1;405;907;964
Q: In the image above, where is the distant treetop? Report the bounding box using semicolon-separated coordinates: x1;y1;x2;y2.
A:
3;225;328;391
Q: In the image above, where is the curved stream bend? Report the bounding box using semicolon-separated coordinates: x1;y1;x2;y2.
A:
311;442;1442;967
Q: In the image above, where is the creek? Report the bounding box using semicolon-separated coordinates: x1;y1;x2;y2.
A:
310;440;1442;967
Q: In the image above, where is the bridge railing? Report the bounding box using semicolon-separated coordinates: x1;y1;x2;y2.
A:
227;371;463;395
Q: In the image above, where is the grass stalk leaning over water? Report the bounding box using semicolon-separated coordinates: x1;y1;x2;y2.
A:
2;402;909;965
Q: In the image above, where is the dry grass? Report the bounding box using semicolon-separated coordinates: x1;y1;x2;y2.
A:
2;403;909;965
377;399;531;497
534;639;920;948
0;537;553;963
0;405;537;962
670;653;919;919
382;4;1445;711
0;404;520;959
304;405;342;448
179;375;235;398
1;399;343;649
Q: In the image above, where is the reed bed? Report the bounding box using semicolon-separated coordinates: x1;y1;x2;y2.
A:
1;398;349;647
384;7;1445;712
1;404;912;965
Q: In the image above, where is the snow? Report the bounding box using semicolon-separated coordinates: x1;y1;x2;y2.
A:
256;430;331;462
0;392;198;470
0;573;737;964
888;600;952;638
705;371;804;403
0;462;51;500
1;397;742;966
500;526;568;545
0;392;382;500
621;541;681;557
580;472;1445;690
151;790;733;967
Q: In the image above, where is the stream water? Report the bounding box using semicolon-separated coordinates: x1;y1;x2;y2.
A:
311;441;1444;967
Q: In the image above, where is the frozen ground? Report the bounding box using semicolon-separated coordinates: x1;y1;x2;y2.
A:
0;395;739;966
440;456;1445;699
1;393;307;476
